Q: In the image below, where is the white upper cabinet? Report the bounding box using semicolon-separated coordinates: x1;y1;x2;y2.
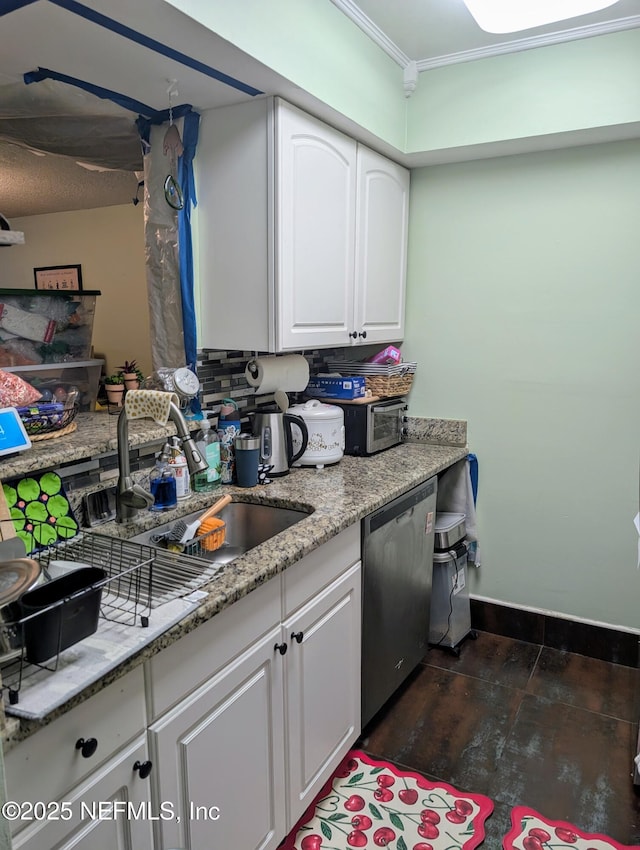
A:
195;98;409;352
354;147;409;345
276;103;357;350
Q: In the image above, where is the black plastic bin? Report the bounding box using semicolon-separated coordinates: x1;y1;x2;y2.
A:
20;567;106;663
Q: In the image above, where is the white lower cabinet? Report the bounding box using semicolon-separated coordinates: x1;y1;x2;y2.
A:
4;526;362;850
148;627;286;850
149;526;362;850
12;735;154;850
284;562;361;826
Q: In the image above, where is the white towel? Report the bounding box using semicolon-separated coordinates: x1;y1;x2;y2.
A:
124;390;179;426
438;458;481;566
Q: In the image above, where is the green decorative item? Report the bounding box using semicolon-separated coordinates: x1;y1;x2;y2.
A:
56;515;78;539
39;472;63;496
33;523;57;548
47;494;70;518
25;501;48;523
16;530;34;553
17;478;40;503
3;485;17;508
5;471;80;553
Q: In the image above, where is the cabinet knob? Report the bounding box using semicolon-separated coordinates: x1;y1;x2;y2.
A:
291;631;304;644
358;331;367;339
133;760;153;779
75;737;98;759
274;642;288;656
349;331;358;339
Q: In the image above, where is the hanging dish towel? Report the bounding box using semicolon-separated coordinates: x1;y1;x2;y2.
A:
438;454;481;566
124;390;179;426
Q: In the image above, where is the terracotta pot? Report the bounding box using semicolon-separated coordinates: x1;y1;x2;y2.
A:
105;385;125;406
123;373;139;390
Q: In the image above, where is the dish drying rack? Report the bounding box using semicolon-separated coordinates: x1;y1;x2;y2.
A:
1;530;224;704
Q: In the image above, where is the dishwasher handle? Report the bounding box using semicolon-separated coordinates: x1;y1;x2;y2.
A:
365;476;437;535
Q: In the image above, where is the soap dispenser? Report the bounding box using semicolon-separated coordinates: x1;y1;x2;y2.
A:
149;443;177;511
193;413;221;492
168;436;190;500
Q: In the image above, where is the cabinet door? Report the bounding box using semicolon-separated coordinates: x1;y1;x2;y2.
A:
284;562;362;826
149;626;286;850
13;737;153;850
276;100;357;350
354;146;409;344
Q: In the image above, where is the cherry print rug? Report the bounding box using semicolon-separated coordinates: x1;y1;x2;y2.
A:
281;749;494;850
503;806;640;850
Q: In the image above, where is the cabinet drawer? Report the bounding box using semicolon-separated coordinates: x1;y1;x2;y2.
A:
12;735;153;850
148;573;280;720
283;524;360;618
5;666;146;831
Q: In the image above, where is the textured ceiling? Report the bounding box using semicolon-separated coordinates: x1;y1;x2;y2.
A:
0;141;139;220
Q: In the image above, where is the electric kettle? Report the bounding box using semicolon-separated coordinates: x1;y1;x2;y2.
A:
252;407;309;476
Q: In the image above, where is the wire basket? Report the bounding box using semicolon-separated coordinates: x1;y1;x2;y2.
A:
151;518;226;556
365;373;414;398
16;402;78;437
325;360;417;399
192;517;226;553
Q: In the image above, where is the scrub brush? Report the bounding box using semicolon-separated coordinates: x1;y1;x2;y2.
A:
172;494;232;545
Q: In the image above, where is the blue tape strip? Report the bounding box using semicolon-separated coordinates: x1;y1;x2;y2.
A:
24;67;157;117
178;110;202;417
49;0;263;97
0;0;38;15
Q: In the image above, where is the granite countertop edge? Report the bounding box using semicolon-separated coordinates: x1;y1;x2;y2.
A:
2;419;467;749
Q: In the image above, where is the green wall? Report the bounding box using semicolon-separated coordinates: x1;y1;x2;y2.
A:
164;0;407;150
408;29;640;154
166;0;640;630
403;140;640;629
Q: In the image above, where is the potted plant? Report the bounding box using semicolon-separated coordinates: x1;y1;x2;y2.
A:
118;360;140;390
104;373;125;406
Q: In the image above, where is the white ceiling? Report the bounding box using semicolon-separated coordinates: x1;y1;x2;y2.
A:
336;0;640;68
1;0;639;220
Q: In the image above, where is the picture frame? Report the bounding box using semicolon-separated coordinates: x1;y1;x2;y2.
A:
33;264;83;291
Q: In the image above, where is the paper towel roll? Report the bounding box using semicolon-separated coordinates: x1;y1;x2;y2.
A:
245;355;309;395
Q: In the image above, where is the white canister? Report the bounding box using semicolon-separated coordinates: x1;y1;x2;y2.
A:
289;399;344;469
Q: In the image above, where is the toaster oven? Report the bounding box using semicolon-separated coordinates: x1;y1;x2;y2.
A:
330;398;407;456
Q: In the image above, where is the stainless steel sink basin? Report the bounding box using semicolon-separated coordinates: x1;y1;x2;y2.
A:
129;500;311;565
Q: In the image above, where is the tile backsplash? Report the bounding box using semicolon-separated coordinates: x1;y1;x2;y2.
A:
197;346;376;425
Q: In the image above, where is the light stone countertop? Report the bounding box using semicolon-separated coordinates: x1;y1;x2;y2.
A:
0;410;191;480
1;414;467;748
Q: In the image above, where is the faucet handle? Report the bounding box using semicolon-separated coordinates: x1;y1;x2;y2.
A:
120;483;155;510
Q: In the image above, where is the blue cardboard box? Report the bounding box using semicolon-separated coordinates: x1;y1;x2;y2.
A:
306;376;366;400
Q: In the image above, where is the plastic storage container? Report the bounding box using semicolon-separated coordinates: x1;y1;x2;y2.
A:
434;512;466;550
3;359;104;411
20;566;106;663
0;289;100;366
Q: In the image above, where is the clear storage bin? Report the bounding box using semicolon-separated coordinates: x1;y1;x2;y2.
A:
0;289;100;366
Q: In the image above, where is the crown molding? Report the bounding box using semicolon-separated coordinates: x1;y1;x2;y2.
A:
331;1;640;72
329;0;410;67
417;14;640;70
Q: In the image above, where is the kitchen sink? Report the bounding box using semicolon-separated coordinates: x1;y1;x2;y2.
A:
129;500;311;565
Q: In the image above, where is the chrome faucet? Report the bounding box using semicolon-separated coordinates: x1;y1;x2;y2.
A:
116;400;209;523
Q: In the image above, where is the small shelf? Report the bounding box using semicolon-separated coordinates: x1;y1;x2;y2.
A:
0;230;25;245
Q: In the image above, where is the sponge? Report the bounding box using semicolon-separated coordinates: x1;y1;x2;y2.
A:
197;517;225;552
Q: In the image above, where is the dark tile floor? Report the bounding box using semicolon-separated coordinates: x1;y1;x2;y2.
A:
359;631;640;846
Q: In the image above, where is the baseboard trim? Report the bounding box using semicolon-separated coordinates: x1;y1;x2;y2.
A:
470;597;639;668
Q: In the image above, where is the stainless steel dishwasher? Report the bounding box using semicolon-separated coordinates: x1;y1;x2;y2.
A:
361;476;438;726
